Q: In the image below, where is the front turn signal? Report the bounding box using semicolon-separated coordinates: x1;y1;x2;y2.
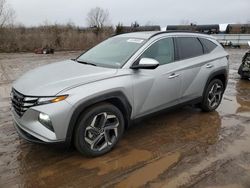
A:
50;95;68;103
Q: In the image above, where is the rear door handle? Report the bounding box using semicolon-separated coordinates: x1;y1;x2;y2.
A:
206;64;214;68
168;73;180;79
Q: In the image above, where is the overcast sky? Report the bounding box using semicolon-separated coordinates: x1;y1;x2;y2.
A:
8;0;250;27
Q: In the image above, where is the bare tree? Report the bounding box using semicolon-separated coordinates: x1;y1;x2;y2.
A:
131;21;139;28
86;7;110;29
0;0;15;28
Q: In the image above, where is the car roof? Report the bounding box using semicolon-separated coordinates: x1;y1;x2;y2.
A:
115;31;216;40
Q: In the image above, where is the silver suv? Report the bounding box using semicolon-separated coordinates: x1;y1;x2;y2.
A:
11;31;229;156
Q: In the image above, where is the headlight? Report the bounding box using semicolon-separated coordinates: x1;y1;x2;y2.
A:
37;95;68;105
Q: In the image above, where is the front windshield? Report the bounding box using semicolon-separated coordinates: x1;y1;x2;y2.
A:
77;37;146;68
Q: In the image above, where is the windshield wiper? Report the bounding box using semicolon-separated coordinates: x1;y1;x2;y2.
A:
75;60;97;66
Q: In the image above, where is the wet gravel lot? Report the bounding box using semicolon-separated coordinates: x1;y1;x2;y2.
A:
0;49;250;188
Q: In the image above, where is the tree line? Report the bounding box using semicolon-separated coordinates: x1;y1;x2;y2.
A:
0;1;158;52
0;1;114;52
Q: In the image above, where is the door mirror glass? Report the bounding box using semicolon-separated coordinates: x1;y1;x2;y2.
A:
131;58;159;69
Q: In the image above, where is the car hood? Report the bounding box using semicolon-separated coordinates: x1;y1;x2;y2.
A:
13;60;118;96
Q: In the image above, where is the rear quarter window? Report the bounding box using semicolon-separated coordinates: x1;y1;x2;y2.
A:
175;37;203;60
199;38;217;54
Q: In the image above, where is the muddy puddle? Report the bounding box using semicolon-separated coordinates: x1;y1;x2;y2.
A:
1;49;250;188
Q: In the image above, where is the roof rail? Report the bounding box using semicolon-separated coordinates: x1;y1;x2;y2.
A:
149;30;204;39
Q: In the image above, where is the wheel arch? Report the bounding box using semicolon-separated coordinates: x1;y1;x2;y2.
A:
65;91;132;146
203;69;228;96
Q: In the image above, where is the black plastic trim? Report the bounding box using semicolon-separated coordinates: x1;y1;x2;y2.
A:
131;97;202;125
173;37;179;61
131;64;159;69
197;37;205;54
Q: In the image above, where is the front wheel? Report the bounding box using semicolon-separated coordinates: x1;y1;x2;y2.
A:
74;103;125;157
200;79;224;112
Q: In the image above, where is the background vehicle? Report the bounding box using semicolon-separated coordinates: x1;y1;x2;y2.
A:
167;24;220;34
238;42;250;79
115;25;161;34
34;47;54;54
166;24;250;34
11;31;229;156
226;24;250;34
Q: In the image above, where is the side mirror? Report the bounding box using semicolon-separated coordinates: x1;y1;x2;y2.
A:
131;58;159;69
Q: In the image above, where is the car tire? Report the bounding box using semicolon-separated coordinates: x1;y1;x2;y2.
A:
238;64;249;80
74;103;125;157
200;79;224;112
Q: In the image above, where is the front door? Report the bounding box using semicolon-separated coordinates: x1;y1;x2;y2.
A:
132;37;182;117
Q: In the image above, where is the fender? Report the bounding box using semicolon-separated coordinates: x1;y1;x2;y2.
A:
65;91;132;145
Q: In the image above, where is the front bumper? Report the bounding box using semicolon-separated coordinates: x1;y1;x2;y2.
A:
13;121;46;144
11;100;73;143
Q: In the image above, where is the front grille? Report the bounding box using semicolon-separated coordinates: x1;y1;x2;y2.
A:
11;89;38;117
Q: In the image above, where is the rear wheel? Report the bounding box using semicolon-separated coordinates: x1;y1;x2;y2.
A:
74;103;125;157
200;79;224;112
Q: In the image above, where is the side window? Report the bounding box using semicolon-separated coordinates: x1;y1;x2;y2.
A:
176;37;203;60
199;38;217;54
141;38;174;65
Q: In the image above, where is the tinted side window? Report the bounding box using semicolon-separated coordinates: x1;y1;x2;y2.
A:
199;38;217;53
176;37;203;60
141;38;174;65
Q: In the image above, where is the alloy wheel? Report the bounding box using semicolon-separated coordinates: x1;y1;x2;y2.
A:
84;112;119;152
207;82;223;108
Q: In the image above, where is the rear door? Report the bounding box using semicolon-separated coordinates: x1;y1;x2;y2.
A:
175;37;208;102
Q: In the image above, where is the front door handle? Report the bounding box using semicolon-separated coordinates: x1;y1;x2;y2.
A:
206;64;214;68
168;73;180;79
